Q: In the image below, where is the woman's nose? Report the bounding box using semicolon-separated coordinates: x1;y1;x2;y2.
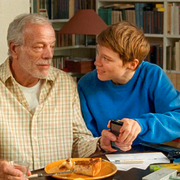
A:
94;55;102;67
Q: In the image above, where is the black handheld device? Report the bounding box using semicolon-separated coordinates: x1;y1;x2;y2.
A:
110;120;123;150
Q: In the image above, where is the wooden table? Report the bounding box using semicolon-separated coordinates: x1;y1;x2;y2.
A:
30;145;158;180
31;163;151;180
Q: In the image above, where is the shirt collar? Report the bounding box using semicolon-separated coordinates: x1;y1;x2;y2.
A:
0;57;56;83
0;57;13;83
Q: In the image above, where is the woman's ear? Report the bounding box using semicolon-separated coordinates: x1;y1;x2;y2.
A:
128;59;139;70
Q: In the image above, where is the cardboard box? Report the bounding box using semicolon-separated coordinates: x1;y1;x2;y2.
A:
66;59;94;73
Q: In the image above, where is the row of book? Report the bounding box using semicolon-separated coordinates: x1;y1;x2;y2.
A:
32;0;96;20
145;44;163;68
99;8;136;26
55;31;95;47
53;41;164;72
55;33;74;47
98;3;164;34
167;3;180;35
143;11;163;34
166;41;180;71
147;43;180;72
52;55;70;70
98;4;135;26
74;0;96;13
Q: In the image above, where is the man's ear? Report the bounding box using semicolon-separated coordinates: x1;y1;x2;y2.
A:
9;41;19;58
128;59;139;70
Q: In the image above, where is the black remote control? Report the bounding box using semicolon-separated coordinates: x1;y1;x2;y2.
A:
168;150;180;162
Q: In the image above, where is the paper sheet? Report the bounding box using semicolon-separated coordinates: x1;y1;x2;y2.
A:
106;152;170;171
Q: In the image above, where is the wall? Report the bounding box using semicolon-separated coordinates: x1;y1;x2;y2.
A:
0;0;29;64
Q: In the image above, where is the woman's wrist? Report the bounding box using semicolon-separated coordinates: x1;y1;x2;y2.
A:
97;138;106;153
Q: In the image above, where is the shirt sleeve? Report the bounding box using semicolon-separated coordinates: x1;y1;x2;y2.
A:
72;86;99;158
135;70;180;143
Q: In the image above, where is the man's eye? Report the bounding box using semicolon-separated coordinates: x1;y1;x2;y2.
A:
36;46;43;49
34;46;43;50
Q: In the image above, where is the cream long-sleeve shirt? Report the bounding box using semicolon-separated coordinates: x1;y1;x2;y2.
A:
0;58;98;170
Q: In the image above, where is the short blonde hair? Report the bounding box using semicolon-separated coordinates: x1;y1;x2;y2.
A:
97;21;150;68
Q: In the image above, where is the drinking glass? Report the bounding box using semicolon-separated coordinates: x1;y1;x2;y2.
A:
10;160;29;177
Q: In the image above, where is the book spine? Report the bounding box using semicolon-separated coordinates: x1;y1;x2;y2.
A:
150;11;154;34
121;9;126;21
135;3;140;28
167;3;172;35
107;8;112;25
159;45;163;69
47;0;51;19
139;3;148;30
143;11;147;33
160;12;164;34
153;11;158;34
69;0;74;19
166;46;172;70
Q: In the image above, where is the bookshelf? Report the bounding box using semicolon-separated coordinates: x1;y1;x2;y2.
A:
96;0;180;91
30;0;96;74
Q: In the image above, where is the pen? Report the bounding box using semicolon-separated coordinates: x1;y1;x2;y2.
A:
111;159;144;164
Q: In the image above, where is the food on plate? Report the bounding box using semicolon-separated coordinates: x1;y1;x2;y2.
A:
58;158;74;170
59;158;101;177
74;158;101;176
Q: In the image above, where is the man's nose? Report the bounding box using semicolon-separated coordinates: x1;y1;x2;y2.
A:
42;47;54;59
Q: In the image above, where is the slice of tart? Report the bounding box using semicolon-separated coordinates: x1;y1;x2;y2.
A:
59;158;102;177
58;158;74;170
74;158;101;177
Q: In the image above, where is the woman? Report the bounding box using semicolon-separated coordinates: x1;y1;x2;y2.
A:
78;21;180;151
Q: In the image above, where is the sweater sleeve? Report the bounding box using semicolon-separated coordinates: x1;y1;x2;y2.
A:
77;84;100;137
135;70;180;143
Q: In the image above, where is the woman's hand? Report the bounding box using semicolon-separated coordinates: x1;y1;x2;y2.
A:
100;118;141;152
116;118;141;145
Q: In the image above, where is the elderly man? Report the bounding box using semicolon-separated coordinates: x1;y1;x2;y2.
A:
0;13;112;180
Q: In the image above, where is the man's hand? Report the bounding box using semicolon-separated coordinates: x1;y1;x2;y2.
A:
100;118;141;152
0;160;31;180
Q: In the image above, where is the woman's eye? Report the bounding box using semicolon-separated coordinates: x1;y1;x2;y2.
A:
103;56;108;61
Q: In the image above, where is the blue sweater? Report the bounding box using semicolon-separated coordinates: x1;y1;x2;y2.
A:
78;61;180;145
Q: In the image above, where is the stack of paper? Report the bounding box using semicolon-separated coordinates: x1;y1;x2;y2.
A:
106;152;170;171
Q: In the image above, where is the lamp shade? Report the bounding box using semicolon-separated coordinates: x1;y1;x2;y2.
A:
58;9;108;35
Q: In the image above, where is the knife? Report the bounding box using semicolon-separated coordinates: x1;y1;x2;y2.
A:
29;170;75;178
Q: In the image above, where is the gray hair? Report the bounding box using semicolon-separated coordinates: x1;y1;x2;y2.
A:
7;13;52;56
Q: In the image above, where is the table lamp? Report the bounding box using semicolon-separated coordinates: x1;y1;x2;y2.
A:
58;9;108;46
